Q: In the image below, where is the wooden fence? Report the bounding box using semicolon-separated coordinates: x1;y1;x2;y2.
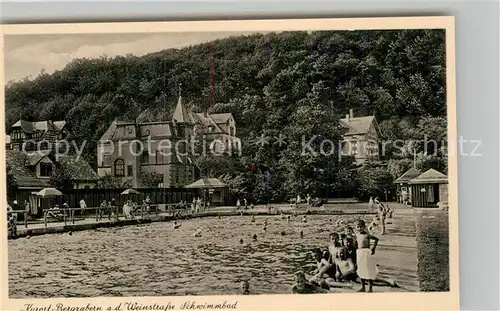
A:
11;187;211;218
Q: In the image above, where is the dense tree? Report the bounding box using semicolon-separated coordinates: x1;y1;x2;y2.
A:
5;29;447;201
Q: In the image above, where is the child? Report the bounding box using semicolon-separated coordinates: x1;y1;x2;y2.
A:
344;226;358;248
368;196;374;211
311;250;354;289
311;249;335;279
292;271;329;294
340;233;347;247
344;237;357;266
377;203;387;235
355;219;379;292
328;232;342;264
334;247;357;282
240;280;250;295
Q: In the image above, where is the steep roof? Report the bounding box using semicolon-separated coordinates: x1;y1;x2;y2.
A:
11;120;36;134
5;150;52;189
6;150;99;189
56;154;100;181
190;113;224;134
210;113;233;124
339;116;376;136
394;168;421;184
25;150;52;166
409;168;448;184
11;120;66;134
172;95;191;123
99;120;137;141
139;122;173;138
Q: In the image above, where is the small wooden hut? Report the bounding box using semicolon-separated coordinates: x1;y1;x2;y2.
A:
393;168;421;205
185;178;229;206
409;169;448;208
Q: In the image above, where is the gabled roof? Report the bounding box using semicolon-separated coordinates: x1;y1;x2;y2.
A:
5;150;52;189
53;121;66;131
99;120;137;142
11;120;36;133
25;150;52;166
11;120;66;134
409;168;448;184
190;113;224;134
339;116;377;136
210;113;233;124
56;154;100;181
394;167;421;184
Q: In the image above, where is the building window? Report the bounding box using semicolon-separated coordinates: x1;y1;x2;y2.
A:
40;141;50;150
114;159;125;177
40;163;53;177
102;154;112;167
156;151;163;164
229;126;235;136
127;165;133;177
141;150;149;165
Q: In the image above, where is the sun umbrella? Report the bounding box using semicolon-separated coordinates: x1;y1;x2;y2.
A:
121;189;141;195
36;188;64;198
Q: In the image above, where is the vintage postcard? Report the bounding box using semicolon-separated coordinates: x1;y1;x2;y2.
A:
1;17;458;311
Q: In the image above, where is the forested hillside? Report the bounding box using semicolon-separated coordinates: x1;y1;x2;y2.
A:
5;29;448;201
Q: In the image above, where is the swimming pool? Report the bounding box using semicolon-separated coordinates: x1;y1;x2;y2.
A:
8;214;372;298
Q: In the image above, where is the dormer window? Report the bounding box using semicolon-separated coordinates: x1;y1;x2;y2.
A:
39;163;53;177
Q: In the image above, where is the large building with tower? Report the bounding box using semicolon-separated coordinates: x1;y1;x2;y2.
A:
97;92;240;188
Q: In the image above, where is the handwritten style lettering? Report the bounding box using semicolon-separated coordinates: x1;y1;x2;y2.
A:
180;301;238;310
123;302;175;311
22;304;102;311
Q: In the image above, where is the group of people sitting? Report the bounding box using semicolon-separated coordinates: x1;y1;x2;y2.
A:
292;219;398;294
291;194;323;208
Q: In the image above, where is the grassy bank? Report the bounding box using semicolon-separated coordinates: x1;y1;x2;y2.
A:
416;209;450;291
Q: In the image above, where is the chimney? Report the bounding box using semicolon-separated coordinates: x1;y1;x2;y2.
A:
349;109;354;119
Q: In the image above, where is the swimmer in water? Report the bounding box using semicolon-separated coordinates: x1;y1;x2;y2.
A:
241;281;250;295
302;216;307;223
281;231;286;236
300;231;304;238
292;271;329;294
251;215;256;223
194;228;202;237
253;234;257;241
239;238;244;244
173;221;181;229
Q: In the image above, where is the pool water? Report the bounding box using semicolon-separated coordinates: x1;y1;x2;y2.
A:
8;214;372;298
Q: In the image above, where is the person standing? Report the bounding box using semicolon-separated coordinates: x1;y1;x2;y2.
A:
79;198;87;216
368;197;374;212
377;202;387;235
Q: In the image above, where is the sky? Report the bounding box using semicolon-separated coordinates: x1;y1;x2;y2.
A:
4;31;260;83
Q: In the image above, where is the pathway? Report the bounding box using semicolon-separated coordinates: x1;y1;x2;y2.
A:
362;205;420;292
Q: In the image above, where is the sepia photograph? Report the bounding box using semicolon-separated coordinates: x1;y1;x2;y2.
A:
2;17;458;311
